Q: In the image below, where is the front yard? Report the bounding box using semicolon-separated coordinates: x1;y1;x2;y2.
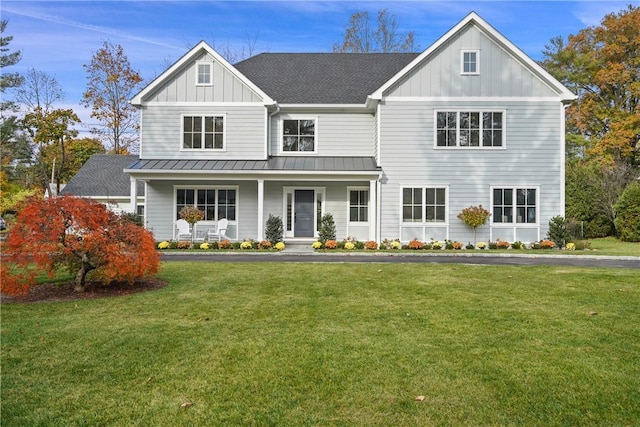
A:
2;262;638;425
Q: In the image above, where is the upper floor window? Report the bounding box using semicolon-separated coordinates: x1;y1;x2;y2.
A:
461;50;479;74
402;187;446;223
196;62;212;85
283;119;315;152
436;111;504;148
183;115;224;150
492;188;537;224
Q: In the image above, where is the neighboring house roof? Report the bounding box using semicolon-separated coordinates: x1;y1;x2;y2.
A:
234;53;419;104
60;154;145;198
125;156;380;174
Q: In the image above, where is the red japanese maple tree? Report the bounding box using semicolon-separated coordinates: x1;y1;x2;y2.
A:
1;196;160;294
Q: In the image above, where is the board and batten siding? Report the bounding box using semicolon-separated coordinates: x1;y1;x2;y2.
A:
378;99;563;243
269;112;375;157
140;105;266;160
385;25;558;99
143;52;262;104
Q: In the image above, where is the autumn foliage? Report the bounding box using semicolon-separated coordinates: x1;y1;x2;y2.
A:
1;196;160;295
457;205;491;245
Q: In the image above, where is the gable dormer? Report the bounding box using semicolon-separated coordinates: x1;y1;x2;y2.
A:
372;12;576;101
131;41;273;105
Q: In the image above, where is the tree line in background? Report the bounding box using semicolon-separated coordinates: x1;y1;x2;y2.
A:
1;21;144;213
1;6;639;240
542;5;639;240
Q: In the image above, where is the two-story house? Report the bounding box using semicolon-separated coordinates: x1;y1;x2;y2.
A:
125;12;575;244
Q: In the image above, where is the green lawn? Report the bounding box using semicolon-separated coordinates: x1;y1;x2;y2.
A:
585;237;640;256
2;262;639;426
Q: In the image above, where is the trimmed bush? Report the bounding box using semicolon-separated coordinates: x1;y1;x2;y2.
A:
265;214;284;245
614;182;640;242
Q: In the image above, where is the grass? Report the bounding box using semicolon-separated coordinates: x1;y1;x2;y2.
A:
584;237;640;256
2;262;639;426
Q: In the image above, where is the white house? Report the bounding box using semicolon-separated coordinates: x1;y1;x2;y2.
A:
125;12;575;244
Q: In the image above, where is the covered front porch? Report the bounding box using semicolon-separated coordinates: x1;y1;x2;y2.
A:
124;157;382;242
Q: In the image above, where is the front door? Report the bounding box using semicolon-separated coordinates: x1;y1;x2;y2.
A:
294;190;314;237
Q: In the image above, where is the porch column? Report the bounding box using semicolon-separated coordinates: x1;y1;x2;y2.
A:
369;179;377;242
129;177;137;213
257;179;264;241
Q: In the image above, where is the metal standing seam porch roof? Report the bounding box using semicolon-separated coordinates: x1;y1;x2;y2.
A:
125;156;381;175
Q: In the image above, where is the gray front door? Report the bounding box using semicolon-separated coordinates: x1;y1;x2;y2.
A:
294;190;314;237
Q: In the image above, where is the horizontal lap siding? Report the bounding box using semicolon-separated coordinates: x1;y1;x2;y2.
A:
269;112;375;156
379;100;562;242
141;105;266;159
145;180;258;241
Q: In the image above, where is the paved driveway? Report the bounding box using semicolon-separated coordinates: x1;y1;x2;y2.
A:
162;252;640;269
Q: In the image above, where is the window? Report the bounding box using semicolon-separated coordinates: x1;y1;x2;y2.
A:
461;50;479;74
493;188;536;224
283;119;315;152
425;188;446;222
436;111;503;148
183;115;224;150
196;62;212;85
349;190;369;222
176;188;236;221
403;187;446;223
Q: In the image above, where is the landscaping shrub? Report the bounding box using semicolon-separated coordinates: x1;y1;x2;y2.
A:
318;213;336;243
547;215;572;249
614;181;640;242
265;214;284;245
364;240;378;250
258;240;272;250
540;240;555;249
511;241;524;250
324;240;338;249
496;240;510;249
408;239;424;250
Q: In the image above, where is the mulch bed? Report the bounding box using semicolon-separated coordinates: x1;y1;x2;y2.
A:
1;278;168;304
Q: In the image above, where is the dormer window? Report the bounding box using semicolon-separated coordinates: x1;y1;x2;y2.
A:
196;62;212;85
461;50;479;75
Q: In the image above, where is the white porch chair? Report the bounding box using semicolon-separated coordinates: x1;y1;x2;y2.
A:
175;219;192;241
207;218;229;241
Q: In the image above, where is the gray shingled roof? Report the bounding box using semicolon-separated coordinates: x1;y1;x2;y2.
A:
234;53;419;104
126;156;380;173
61;154;144;197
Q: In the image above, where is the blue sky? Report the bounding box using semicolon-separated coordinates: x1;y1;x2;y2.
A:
2;1;632;131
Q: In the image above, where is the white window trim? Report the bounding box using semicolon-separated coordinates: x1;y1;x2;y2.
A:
461;49;480;75
399;185;449;225
173;185;239;224
195;61;213;86
180;113;227;152
489;185;540;226
279;115;319;155
433;109;507;149
347;186;370;225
